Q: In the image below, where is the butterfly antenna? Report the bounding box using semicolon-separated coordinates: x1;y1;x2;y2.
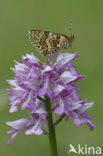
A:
69;21;74;53
69;21;72;37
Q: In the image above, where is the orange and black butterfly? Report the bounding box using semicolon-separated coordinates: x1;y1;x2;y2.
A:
28;30;74;55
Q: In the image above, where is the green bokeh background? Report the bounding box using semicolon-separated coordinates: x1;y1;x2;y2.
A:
0;0;103;155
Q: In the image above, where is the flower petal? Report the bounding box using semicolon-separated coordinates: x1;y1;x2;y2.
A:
73;118;96;130
60;71;77;84
6;118;29;131
8;131;19;146
54;97;64;114
25;121;43;135
53;53;78;69
79;102;94;112
54;85;65;96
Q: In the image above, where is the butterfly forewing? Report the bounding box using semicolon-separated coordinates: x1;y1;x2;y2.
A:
29;30;74;55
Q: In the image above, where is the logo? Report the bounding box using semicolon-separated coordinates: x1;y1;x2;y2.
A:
68;144;102;155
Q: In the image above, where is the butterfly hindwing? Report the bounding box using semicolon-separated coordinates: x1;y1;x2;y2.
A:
29;30;74;55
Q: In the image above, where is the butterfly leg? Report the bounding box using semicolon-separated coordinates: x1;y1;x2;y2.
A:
70;43;74;53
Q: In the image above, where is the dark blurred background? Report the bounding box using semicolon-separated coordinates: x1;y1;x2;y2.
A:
0;0;103;155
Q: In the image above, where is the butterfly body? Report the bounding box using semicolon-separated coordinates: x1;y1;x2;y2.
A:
29;30;74;55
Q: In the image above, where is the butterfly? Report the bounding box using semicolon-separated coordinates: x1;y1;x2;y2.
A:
28;30;74;55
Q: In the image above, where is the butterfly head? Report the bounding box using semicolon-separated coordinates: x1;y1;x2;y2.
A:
65;35;75;50
68;35;75;43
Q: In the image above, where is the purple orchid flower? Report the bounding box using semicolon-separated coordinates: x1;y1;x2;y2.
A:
6;52;95;145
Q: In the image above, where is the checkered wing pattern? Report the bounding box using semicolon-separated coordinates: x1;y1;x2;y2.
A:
29;30;74;55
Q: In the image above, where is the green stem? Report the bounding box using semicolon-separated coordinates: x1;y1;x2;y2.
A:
45;95;58;156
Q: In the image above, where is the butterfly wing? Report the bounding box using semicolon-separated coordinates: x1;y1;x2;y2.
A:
29;30;68;55
29;30;48;55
